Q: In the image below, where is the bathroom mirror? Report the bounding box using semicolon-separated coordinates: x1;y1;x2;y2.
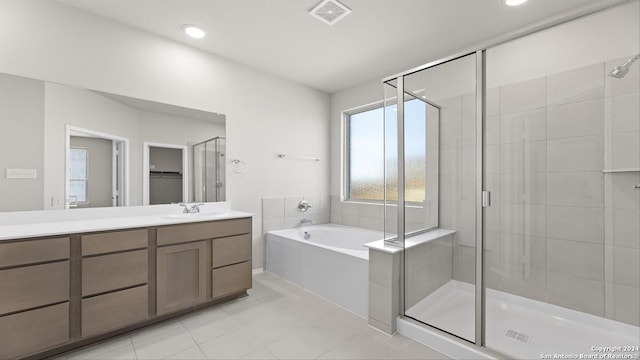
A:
0;72;226;212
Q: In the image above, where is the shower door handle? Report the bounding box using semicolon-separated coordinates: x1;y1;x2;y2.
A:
482;191;491;207
634;184;640;190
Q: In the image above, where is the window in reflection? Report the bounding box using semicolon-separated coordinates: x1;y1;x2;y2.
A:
69;147;88;203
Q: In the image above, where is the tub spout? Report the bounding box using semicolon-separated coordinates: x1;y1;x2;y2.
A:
301;218;315;225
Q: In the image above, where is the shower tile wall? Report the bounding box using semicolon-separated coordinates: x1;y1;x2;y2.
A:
262;195;330;234
330;197;384;230
405;235;454;309
476;58;639;326
439;93;477;286
330;198;429;233
604;56;640;326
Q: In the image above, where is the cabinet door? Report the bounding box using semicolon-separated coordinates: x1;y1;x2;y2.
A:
156;241;206;315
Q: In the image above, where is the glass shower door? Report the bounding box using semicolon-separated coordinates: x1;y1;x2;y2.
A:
386;53;479;343
193;137;226;202
206;137;225;202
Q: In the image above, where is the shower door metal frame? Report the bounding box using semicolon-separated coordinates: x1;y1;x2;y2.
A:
387;50;486;347
474;49;486;347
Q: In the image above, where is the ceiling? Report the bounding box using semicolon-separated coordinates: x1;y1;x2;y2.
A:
57;0;627;94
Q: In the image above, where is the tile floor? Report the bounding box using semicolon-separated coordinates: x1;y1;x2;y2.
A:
57;272;449;360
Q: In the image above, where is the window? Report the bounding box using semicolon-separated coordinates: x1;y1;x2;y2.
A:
345;98;426;203
347;106;385;201
69;147;88;202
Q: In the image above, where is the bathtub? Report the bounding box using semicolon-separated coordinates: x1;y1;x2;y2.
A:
266;224;384;318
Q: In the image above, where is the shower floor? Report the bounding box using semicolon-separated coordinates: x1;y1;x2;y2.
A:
406;280;639;359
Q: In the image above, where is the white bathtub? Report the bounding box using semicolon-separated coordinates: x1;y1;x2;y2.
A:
266;224;384;318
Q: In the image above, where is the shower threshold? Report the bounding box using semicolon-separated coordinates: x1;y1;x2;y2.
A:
405;280;639;359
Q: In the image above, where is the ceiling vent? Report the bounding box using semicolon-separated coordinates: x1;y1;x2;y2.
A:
309;0;352;26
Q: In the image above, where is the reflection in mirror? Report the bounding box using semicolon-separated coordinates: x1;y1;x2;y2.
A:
143;142;188;205
193;137;226;203
66;126;129;209
0;72;225;212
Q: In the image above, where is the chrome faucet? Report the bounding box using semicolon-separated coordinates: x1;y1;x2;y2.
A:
179;203;204;213
300;218;315;225
297;200;313;212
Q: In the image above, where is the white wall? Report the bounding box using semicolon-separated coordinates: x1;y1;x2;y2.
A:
486;2;639;87
0;74;44;211
0;0;330;269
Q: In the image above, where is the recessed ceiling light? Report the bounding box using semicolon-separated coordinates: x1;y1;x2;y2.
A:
505;0;528;6
183;25;206;39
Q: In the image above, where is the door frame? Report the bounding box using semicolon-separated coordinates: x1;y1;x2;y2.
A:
65;125;129;209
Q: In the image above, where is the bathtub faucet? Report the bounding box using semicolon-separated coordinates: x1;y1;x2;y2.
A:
300;218;315;225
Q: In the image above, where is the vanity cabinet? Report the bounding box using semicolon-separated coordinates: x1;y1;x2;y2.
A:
156;217;252;314
0;237;70;359
81;229;149;337
0;215;252;359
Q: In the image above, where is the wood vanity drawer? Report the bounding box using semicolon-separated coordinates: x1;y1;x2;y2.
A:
212;261;252;299
82;285;148;337
0;302;69;359
0;237;69;268
210;217;251;239
157;217;251;246
82;249;148;297
0;261;69;315
212;234;251;268
82;229;148;256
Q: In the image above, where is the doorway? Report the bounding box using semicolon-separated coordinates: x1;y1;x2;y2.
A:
65;126;128;209
142;142;188;205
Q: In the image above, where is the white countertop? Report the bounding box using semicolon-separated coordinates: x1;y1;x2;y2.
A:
0;202;253;241
364;228;456;254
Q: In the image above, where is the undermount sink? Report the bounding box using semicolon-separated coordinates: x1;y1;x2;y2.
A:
165;212;227;219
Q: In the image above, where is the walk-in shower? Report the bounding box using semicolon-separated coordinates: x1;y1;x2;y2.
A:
192;136;226;202
383;2;639;359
